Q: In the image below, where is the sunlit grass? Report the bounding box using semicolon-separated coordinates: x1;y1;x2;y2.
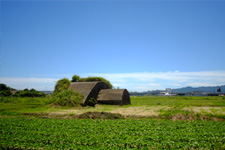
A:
130;96;225;107
0;96;225;120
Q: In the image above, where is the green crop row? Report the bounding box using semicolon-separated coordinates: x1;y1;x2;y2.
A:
0;117;224;149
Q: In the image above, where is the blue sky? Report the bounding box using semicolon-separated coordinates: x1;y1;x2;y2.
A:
1;0;225;91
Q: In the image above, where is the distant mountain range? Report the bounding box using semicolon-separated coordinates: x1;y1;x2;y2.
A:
172;85;225;93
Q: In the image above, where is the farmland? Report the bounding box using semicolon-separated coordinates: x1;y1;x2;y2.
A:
0;96;224;119
1;117;225;149
0;96;225;149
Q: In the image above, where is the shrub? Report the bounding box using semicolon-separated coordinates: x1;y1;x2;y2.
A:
0;90;12;97
71;75;80;82
0;84;10;91
84;77;113;88
51;89;84;107
13;89;46;97
52;78;70;96
76;76;113;89
71;75;113;88
0;84;12;97
78;78;86;82
88;97;97;107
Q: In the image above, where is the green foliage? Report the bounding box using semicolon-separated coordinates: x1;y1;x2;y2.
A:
88;97;97;107
0;84;12;97
0;117;225;149
71;75;80;82
0;90;12;97
77;76;113;89
0;84;10;91
51;89;84;107
52;78;70;95
85;77;113;88
52;77;84;106
13;89;46;97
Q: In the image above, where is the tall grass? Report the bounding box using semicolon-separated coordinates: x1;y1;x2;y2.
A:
0;97;52;115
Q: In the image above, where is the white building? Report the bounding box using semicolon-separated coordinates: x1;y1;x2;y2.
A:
166;88;172;94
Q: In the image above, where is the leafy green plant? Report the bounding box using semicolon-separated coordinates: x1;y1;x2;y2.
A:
0;90;12;97
51;89;84;107
71;75;80;82
72;75;113;89
0;117;224;149
88;97;97;107
83;77;113;89
0;84;12;97
52;78;70;96
13;89;46;97
0;84;11;91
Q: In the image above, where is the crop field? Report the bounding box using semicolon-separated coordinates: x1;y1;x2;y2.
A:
0;96;225;149
1;117;225;149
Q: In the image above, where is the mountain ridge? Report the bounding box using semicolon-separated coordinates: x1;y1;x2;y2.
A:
172;85;225;93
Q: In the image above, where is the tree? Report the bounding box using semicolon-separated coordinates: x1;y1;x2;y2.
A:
0;84;12;97
71;75;80;82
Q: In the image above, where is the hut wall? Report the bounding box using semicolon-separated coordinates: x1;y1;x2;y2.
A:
69;82;109;106
97;89;131;105
121;89;131;105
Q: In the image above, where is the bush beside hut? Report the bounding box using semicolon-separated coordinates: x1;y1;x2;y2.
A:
52;78;70;96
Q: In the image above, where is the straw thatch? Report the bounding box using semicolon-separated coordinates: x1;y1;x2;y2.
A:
97;89;131;105
69;81;109;106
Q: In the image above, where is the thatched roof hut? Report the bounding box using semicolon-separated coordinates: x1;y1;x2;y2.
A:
69;81;109;106
97;89;131;105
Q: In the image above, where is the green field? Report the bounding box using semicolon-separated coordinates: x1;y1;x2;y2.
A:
0;96;225;149
1;117;225;149
1;96;225;119
131;96;225;107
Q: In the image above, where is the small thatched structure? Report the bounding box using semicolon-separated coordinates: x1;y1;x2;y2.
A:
97;89;131;105
69;82;109;106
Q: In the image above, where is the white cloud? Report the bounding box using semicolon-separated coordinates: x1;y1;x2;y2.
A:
1;71;225;91
186;82;221;87
148;83;161;86
0;77;59;91
90;71;225;91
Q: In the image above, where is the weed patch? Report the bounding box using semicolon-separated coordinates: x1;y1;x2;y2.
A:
77;112;124;119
